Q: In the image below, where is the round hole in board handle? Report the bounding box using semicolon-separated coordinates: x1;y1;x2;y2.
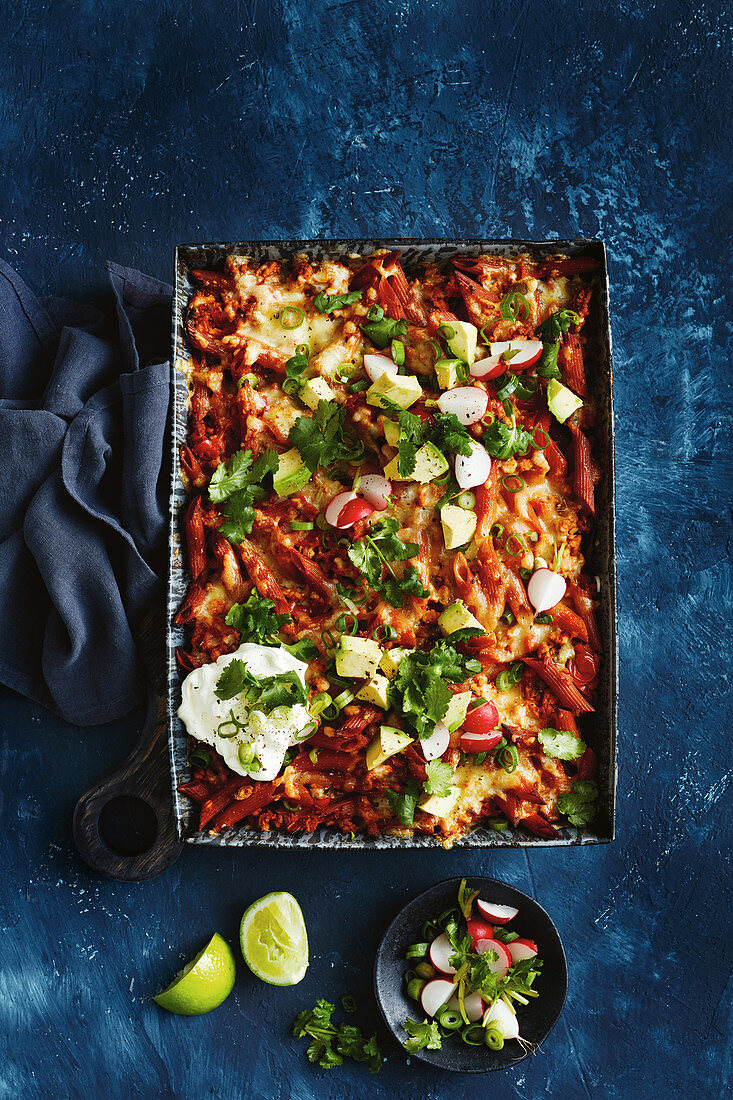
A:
98;795;159;857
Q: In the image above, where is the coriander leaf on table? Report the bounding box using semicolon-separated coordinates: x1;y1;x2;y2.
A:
313;289;363;314
386;779;421;828
224;593;291;644
423;760;453;797
402;1017;443;1053
557;779;598;826
538;728;587;760
292;999;381;1073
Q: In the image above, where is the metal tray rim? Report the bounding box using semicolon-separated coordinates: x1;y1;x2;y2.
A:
166;237;618;849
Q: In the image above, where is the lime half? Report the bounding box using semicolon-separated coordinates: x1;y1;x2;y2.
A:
153;933;236;1015
240;891;308;985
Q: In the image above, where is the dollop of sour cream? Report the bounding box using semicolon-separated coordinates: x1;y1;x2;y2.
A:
177;643;316;781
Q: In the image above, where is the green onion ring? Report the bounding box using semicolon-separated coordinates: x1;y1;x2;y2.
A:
504;533;525;557
280;306;305;329
461;1023;486;1046
406;942;430;959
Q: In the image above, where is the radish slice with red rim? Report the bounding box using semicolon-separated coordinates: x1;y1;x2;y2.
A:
336;496;375;528
420;721;450;761
429;932;457;975
325;491;357;528
460;700;499;736
466;916;494;946
489;339;542;369
436;387;488;426
475;938;511;977
470;353;504;380
459;729;503;754
363;353;399;383
475;900;519;925
359;473;391;511
454;440;492;490
420;977;456;1017
527;567;567;613
507;938;538;963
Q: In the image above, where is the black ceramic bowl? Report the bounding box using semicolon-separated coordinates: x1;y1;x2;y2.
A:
374;877;567;1073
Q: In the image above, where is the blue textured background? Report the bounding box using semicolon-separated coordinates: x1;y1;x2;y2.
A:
1;2;731;1097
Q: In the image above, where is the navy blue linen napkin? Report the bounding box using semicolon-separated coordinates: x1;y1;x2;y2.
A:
0;261;172;725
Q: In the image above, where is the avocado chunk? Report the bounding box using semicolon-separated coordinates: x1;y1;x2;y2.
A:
444;691;472;732
418;783;460;818
435;358;462;390
273;447;311;497
547;377;583;423
379;646;414;680
383;442;449;484
300;376;335;411
438;600;484;636
356;673;390;710
440;503;478;549
383;419;401;447
366;372;422;410
365;725;413;770
445;319;478;366
334;635;383;679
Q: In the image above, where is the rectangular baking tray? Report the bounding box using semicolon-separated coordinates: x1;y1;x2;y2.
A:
167;238;618;848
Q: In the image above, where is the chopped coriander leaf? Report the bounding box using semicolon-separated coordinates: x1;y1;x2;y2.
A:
442;626;485;643
537;728;586;760
214;660;307;714
289;400;353;473
361;311;408;349
209;449;280;544
536;309;581;343
423;760;454;797
283;344;310;391
557;779;598;826
402;1017;443;1053
292;999;380;1072
482;415;534;460
347;517;427;608
388;642;481;738
386;779;421;827
431;412;473;457
312;289;363;315
380;400;429;478
224;593;291;644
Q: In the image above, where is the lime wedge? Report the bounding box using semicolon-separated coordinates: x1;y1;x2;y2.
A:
153;933;236;1015
240;891;308;985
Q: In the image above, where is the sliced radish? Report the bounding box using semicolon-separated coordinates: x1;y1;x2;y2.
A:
420;977;456;1017
429;932;457;975
483;997;520;1040
527;567;567;613
421;721;450;761
325;491;357;527
454;440;492;490
461;700;499;736
507;938;538;963
436;387;488;426
475;900;519;925
466;917;494;946
470;353;504;381
337;496;375;528
459;729;503;754
475;938;512;977
447;990;484;1023
359;473;391;511
363;353;399;383
489;339;543;370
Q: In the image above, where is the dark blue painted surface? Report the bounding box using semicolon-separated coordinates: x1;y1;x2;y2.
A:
1;2;731;1097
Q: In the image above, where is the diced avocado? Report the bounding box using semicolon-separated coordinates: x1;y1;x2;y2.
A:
366;372;422;410
435;358;462;390
445;319;478;366
379;646;413;679
444;691;472;733
334;635;383;679
440;504;478;550
438;600;484;636
418;783;460;818
300;376;335;411
547;377;583;423
356;673;390;710
273;447;310;497
383;443;447;484
383;419;401;447
366;725;413;770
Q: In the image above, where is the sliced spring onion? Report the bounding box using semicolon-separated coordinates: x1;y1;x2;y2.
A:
490;523;505;540
427;339;442;359
290;520;314;531
502;474;525;493
406;942;430;959
414;961;436;980
500;607;515;626
535;612;553;624
498;290;530;321
282;377;303;396
238;743;255;767
421;919;439;940
366;305;385;321
484;1026;505;1050
280;306;305;329
436;1007;462;1031
237;372;258;389
372;624;397;642
497;743;519;773
309;748;319;765
332;689;355;711
488;818;509;831
406;978;425;1002
479;325;493;345
533;427;550;449
391;339;405;366
189;748;211;769
519;566;533;582
438;323;456;339
461;1024;486;1046
309;692;333;717
349;379;370;393
504;533;526;557
335;611;359;635
321;629;337;649
455;491;476;510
